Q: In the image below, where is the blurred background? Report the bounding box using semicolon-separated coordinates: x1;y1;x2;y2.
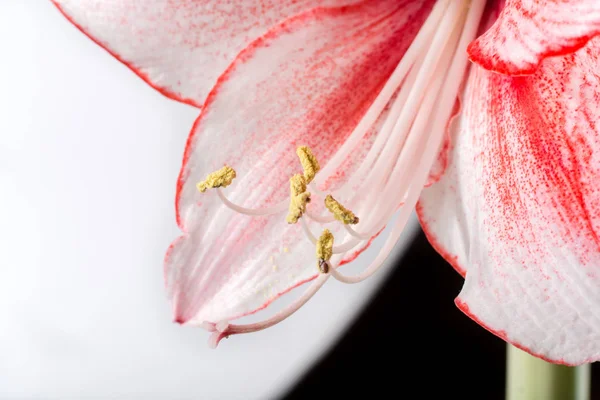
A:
1;2;597;400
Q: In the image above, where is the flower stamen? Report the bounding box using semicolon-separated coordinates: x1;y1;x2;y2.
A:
305;209;336;224
312;0;450;191
197;165;236;192
324;194;359;225
216;189;288;216
286;174;311;224
195;0;488;347
290;172;308;195
328;0;487;283
301;218;360;253
203;274;330;348
296;146;320;184
316;229;333;273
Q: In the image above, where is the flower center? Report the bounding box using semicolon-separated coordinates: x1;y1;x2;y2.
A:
196;0;487;347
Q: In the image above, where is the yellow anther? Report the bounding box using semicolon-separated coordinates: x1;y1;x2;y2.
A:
316;229;334;273
197;165;237;193
324;194;359;225
286;191;311;224
296;146;320;184
289;174;307;197
286;174;311;224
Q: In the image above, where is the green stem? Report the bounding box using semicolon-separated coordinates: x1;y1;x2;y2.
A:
506;345;591;400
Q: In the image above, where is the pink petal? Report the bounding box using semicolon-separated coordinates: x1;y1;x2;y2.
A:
424;97;461;188
51;0;359;107
166;0;435;325
468;0;600;75
418;38;600;364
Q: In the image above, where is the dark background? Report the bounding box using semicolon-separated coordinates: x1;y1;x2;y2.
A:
284;231;599;399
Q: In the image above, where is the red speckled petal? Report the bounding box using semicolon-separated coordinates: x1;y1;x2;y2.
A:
51;0;360;107
468;0;600;75
165;0;435;325
418;38;600;364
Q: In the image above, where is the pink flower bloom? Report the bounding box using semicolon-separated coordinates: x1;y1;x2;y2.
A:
52;0;600;365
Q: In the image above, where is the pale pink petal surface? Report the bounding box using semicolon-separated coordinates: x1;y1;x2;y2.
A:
418;38;600;365
468;0;600;75
166;0;435;325
51;0;359;107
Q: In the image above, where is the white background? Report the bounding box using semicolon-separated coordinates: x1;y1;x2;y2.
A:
0;2;417;399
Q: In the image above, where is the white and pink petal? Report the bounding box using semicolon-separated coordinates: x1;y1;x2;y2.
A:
166;0;436;325
469;0;600;75
51;0;360;107
419;38;600;364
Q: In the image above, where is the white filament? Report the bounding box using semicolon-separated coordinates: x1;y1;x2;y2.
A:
313;0;450;188
203;0;488;346
300;218;360;254
302;0;467;253
216;188;288;216
347;0;468;239
330;0;488;283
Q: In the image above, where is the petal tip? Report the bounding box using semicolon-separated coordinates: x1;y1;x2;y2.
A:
200;321;217;332
466;1;600;76
208;332;227;349
172;297;192;325
455;298;584;366
215;321;230;333
466;42;537;76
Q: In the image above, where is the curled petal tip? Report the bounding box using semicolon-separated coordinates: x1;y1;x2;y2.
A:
467;0;600;75
208;331;228;349
200;321;217;332
215;321;230;333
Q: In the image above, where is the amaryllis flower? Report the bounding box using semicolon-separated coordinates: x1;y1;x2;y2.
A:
52;0;600;365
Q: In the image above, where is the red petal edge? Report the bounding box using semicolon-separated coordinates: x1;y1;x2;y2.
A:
416;203;466;278
417;39;598;366
51;1;200;107
418;209;581;366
